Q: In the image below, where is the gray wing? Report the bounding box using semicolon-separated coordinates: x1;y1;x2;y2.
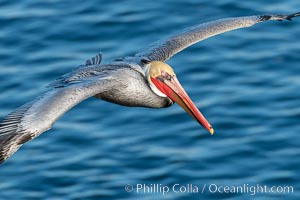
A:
48;52;104;88
136;12;300;62
0;68;118;163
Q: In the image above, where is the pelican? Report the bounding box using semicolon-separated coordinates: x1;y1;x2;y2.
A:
0;12;299;163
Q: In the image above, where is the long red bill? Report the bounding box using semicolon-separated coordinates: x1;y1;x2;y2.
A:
151;76;214;135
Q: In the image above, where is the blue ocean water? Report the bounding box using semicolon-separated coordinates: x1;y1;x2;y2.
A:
0;1;299;199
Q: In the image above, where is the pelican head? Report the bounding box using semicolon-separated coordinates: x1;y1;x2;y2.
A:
145;61;214;135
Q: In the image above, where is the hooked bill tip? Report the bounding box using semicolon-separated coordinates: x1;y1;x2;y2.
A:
209;127;214;135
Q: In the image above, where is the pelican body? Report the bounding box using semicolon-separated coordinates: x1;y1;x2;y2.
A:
0;12;299;163
93;63;172;108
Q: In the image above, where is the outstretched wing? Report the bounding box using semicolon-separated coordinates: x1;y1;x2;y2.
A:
136;12;300;62
0;67;119;163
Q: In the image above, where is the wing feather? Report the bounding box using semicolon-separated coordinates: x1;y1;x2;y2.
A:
136;12;300;62
0;71;117;163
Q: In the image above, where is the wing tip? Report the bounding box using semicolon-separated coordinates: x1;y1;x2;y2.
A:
259;11;300;22
259;15;272;22
0;133;23;164
0;147;10;164
0;103;35;164
0;157;6;164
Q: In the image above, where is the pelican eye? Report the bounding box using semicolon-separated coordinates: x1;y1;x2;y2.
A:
165;74;172;80
156;76;165;82
161;70;173;81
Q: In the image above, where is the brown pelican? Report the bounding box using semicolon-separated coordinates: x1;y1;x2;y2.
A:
0;12;299;163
